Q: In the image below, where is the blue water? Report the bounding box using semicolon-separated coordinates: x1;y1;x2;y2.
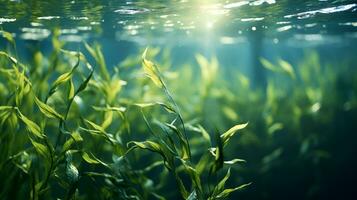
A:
1;0;356;75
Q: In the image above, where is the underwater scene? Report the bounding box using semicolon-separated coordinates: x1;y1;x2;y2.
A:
1;0;357;199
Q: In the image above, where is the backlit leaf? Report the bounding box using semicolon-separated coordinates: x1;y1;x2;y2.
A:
260;58;278;72
68;79;75;100
63;131;83;151
197;125;210;143
53;72;71;88
0;30;14;44
215;182;252;199
0;106;13;111
34;96;64;120
82;152;108;167
0;51;18;64
224;158;246;165
83;118;116;144
29;138;49;159
17;110;44;138
84;119;106;133
127;141;162;154
92;106;126;113
212;131;223;172
84;42;110;81
221;123;248;146
134;102;156;108
222;106;238;121
278;59;296;79
142;48;163;88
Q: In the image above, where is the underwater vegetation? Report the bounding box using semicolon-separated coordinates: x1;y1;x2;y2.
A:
0;31;251;200
171;50;357;200
1;29;357;200
1;0;357;199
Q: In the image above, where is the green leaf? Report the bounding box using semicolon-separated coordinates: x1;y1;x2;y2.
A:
82;152;99;164
195;153;212;175
142;48;163;88
157;102;176;114
133;102;175;114
18;71;26;93
15;70;26;106
84;118;106;133
0;106;13;111
7;111;18;130
221;123;248;146
151;192;167;200
224;158;246;165
92;106;126;113
0;51;18;64
83;118;116;144
197;125;211;143
215;182;252;199
165;123;191;160
76;70;93;95
53;72;72;88
66;163;79;183
127;141;163;154
195;54;218;85
34;96;64;120
12;151;32;174
278;59;295;79
222;106;238;121
48;55;80;98
29;138;49;159
180;159;202;195
60;49;86;61
84;42;97;61
17;110;44;138
140;161;164;173
133;102;156;108
268;123;283;136
82;152;108;167
68;79;75;100
195;54;209;72
84;42;109;81
186;190;197;200
63;131;83;151
0;30;14;44
101;110;113;130
237;73;250;88
127;140;175;170
175;174;189;199
260;58;278;72
212;168;231;196
212;130;223;173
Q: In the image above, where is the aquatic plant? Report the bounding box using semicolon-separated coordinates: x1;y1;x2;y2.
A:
2;24;356;199
151;49;357;199
0;32;250;200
